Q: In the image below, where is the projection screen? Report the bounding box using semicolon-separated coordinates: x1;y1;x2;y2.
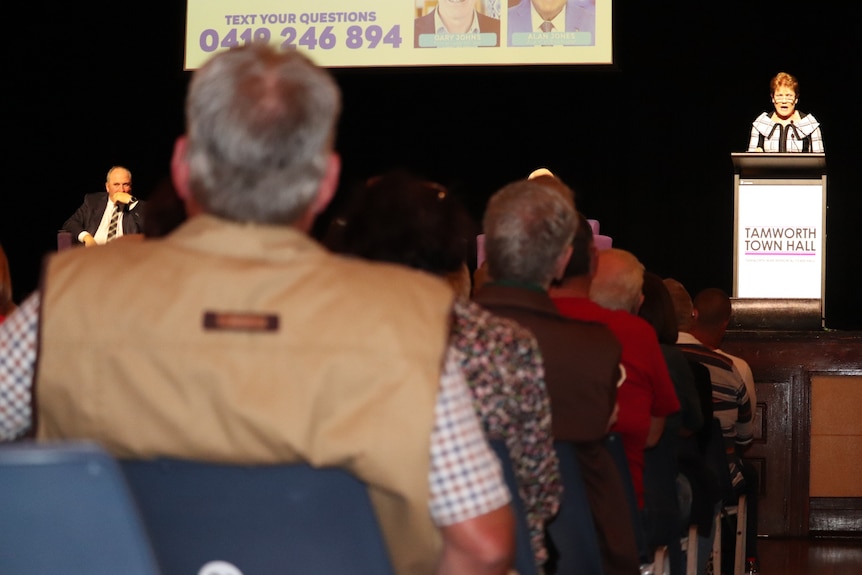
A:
185;0;612;69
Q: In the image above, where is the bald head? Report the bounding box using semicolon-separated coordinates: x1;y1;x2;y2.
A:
663;277;694;331
528;167;555;179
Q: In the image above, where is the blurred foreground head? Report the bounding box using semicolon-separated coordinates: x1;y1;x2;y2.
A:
173;43;342;228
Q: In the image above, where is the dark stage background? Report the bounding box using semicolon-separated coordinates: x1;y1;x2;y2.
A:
3;2;860;329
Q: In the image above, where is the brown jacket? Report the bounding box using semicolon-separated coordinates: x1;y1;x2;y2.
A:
474;283;640;575
37;214;455;575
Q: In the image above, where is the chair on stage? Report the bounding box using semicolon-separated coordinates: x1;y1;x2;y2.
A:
0;440;161;575
545;440;605;575
120;457;395;575
57;230;74;251
489;438;540;575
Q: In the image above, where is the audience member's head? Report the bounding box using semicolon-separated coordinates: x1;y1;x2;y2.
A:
482;178;577;288
663;277;694;332
528;167;555;179
330;170;474;286
691;287;733;348
589;248;645;313
0;243;15;319
173;42;341;229
638;271;679;345
693;288;732;327
527;168;576;210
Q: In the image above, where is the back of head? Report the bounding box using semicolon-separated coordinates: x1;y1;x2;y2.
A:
526;173;576;210
663;277;694;332
184;43;341;225
692;287;732;329
639;271;678;345
588;248;644;313
332;170;473;276
482;178;577;287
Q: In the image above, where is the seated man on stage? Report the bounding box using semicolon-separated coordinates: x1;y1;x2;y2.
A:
61;165;145;246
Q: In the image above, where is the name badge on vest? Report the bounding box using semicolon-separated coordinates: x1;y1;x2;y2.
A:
203;311;279;332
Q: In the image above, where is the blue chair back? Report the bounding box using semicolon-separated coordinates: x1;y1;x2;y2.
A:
546;440;605;575
0;440;161;575
489;439;540;575
119;457;395;575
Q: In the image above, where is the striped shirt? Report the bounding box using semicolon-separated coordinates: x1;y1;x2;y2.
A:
677;332;753;487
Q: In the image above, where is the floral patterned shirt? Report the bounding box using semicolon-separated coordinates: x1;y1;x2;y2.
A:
451;297;561;568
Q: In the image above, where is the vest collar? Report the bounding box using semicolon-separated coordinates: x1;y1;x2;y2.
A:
165;214;325;262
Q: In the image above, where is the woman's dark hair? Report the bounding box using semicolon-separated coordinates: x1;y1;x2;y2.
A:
327;170;474;275
638;270;679;345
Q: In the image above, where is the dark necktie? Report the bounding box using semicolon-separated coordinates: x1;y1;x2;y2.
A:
106;203;121;241
540;21;554;32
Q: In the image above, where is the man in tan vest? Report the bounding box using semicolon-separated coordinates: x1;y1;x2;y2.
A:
0;43;514;575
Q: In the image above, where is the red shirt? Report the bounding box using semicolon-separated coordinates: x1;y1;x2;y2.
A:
553;296;680;507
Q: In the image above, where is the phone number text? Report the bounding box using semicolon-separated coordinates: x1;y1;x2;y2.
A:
197;25;403;52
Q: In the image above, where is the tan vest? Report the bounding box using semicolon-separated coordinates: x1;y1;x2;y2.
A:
37;215;455;575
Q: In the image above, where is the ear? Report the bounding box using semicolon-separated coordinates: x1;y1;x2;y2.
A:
171;135;203;217
171;136;191;202
634;291;645;314
553;244;573;281
309;152;341;217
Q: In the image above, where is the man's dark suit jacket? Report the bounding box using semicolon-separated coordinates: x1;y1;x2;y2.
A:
414;9;501;48
473;283;640;575
62;193;145;243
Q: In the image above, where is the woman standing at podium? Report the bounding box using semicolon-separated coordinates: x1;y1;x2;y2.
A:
747;71;824;153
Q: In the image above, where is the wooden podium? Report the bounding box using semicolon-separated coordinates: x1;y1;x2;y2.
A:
730;153;827;329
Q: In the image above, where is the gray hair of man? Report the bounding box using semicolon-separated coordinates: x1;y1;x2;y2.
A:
482;178;577;288
589;248;645;313
183;43;341;225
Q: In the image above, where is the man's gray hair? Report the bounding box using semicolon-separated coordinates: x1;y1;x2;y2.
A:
184;43;341;224
482;178;577;287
